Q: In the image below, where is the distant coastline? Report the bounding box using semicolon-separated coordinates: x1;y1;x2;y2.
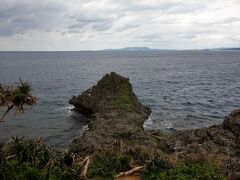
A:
102;47;240;52
102;47;171;51
1;47;240;52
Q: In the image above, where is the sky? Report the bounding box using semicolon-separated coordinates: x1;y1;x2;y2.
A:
0;0;240;51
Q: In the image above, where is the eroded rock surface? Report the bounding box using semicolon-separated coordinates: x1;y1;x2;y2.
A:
69;72;240;175
69;72;158;158
165;109;240;176
69;72;150;117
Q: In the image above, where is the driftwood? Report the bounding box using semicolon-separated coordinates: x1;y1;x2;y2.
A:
115;166;144;178
80;156;91;178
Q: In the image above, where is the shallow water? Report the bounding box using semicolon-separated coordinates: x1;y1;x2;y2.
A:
0;51;239;148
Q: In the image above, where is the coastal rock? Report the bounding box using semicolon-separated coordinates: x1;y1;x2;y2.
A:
69;72;240;175
69;72;157;159
69;72;151;117
223;109;240;136
164;109;240;176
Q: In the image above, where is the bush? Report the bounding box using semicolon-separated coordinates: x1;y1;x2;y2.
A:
0;138;83;180
88;153;131;178
142;160;225;180
142;158;171;180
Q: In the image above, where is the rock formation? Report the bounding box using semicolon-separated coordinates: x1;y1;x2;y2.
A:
165;109;240;175
69;72;150;117
69;72;158;158
69;72;240;176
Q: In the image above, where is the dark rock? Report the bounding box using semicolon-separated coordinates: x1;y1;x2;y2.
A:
69;72;151;117
69;72;159;158
223;109;240;136
69;72;240;175
163;109;240;176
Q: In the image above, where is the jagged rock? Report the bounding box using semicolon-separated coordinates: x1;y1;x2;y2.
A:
69;72;158;158
69;72;240;175
69;72;150;117
163;109;240;176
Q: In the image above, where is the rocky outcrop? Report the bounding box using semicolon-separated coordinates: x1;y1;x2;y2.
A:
69;72;150;117
69;72;240;176
69;72;158;158
164;109;240;176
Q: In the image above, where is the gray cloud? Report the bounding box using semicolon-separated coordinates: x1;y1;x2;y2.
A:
0;1;65;36
0;0;239;50
68;14;114;32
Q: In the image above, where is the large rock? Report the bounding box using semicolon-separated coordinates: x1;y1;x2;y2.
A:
69;72;159;158
69;72;150;117
69;72;240;175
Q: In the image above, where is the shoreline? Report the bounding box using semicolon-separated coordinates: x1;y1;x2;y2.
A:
1;72;239;179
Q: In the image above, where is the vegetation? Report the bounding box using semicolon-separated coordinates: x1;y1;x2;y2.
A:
0;137;82;180
0;79;37;121
0;138;226;180
0;79;227;179
88;153;131;179
113;83;135;110
142;158;225;180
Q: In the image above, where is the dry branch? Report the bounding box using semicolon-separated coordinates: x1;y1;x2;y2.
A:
115;166;144;178
80;156;91;178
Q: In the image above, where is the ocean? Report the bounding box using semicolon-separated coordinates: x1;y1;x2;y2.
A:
0;50;239;148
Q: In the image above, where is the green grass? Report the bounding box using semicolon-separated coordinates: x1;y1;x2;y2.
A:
88;153;131;179
142;158;225;180
113;83;135;110
0;138;226;180
0;160;82;180
0;138;82;180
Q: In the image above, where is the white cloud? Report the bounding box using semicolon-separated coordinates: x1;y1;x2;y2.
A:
0;0;239;50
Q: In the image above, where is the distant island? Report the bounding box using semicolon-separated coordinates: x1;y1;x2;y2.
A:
102;47;240;52
209;47;240;51
102;47;171;51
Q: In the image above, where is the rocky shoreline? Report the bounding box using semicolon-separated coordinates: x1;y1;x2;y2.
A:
1;72;239;179
69;72;240;178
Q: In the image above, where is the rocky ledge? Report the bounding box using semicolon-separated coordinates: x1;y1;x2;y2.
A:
69;72;240;176
165;109;240;176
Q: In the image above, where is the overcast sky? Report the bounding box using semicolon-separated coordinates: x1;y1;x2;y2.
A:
0;0;240;51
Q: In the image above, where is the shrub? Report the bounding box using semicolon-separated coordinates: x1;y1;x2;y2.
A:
142;160;225;180
88;153;131;178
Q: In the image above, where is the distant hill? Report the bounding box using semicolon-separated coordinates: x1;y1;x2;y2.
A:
103;47;167;51
204;48;240;51
102;47;240;52
217;48;240;51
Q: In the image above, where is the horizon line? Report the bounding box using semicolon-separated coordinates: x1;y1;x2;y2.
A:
0;47;239;52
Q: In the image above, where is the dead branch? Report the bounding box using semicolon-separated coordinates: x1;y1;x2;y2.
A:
115;166;144;178
81;156;90;166
5;154;16;159
80;156;91;178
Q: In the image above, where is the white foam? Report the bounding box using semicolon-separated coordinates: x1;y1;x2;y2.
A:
143;114;153;130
